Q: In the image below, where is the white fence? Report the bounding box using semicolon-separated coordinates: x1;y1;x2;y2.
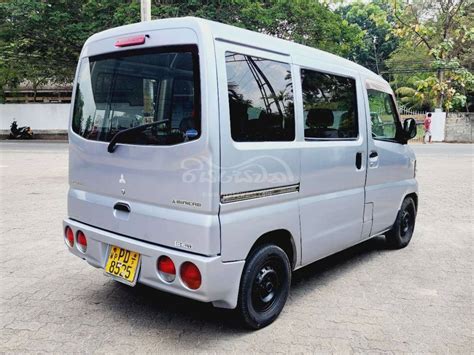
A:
0;103;70;131
399;105;424;116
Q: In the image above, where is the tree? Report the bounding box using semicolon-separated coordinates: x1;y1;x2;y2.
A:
0;0;364;101
338;0;399;75
393;0;474;111
149;0;364;58
0;0;140;99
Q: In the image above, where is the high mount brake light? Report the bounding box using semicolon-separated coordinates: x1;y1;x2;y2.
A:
115;35;147;47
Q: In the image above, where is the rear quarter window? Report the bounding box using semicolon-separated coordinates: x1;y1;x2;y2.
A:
225;52;295;142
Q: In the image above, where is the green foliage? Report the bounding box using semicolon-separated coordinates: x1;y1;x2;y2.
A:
0;0;140;94
337;0;398;74
0;0;363;96
392;0;474;111
148;0;364;58
395;77;438;111
1;0;472;111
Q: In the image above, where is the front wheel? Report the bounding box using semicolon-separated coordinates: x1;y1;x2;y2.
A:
237;244;291;329
386;197;417;249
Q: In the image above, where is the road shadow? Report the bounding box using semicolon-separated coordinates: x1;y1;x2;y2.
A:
292;235;388;287
90;235;390;336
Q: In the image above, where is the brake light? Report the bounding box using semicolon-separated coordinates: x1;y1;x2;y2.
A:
65;226;74;247
115;35;146;47
76;231;87;253
157;256;176;282
180;262;201;290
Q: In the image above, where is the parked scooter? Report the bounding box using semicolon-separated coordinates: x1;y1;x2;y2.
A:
9;120;34;139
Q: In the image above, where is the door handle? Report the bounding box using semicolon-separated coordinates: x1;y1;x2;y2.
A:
114;202;131;213
369;151;379;168
355;152;362;170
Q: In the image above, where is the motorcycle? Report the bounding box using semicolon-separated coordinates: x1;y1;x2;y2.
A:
9;120;34;139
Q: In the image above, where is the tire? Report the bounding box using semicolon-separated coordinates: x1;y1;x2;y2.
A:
237;244;291;329
386;197;417;249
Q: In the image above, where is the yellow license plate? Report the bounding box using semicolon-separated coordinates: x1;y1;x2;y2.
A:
105;246;140;284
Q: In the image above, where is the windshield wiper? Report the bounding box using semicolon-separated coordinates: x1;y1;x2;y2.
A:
107;119;170;153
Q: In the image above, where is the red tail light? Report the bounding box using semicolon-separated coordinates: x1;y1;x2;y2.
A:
115;35;146;47
180;262;201;290
76;231;87;253
65;226;74;247
157;256;176;282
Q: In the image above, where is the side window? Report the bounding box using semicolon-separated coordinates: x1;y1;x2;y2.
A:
301;69;358;139
367;90;399;140
225;52;294;142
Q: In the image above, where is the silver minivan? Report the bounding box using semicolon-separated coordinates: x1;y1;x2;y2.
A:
63;17;418;329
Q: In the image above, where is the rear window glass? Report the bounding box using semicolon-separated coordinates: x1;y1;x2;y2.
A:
72;45;200;145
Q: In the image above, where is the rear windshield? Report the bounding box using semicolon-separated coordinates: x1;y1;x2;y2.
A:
72;45;200;145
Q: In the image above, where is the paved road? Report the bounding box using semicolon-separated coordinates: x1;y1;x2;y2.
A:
0;142;472;353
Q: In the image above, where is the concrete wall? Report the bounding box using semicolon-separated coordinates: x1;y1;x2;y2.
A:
0;103;70;131
445;112;473;143
429;110;446;142
1;104;472;143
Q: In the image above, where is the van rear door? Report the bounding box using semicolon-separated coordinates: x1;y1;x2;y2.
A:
68;29;220;256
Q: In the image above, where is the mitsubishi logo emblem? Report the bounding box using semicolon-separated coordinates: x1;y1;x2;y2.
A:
119;174;126;195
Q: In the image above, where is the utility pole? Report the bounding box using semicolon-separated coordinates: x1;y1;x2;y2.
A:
372;35;380;75
141;0;151;22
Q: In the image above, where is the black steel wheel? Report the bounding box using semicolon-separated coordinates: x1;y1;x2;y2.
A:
237;244;291;329
386;196;417;249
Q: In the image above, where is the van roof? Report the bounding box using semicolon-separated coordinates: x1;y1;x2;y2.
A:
85;16;388;88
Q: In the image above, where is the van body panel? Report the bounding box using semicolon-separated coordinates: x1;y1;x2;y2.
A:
68;187;220;255
365;177;418;235
82;27;199;58
219;194;301;263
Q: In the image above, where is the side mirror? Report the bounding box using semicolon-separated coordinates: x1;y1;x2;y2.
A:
403;118;417;140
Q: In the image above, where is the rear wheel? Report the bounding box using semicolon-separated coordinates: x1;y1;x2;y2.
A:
386;196;417;249
237;244;291;329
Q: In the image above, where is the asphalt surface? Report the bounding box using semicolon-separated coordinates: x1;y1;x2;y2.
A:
0;141;472;353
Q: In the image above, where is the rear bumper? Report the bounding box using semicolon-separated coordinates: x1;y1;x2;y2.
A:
63;219;244;309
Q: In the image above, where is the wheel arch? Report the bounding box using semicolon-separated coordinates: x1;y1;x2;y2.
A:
404;192;418;211
247;229;297;270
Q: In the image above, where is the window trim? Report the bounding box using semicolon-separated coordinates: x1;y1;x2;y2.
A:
225;51;296;143
299;67;360;142
304;137;359;142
